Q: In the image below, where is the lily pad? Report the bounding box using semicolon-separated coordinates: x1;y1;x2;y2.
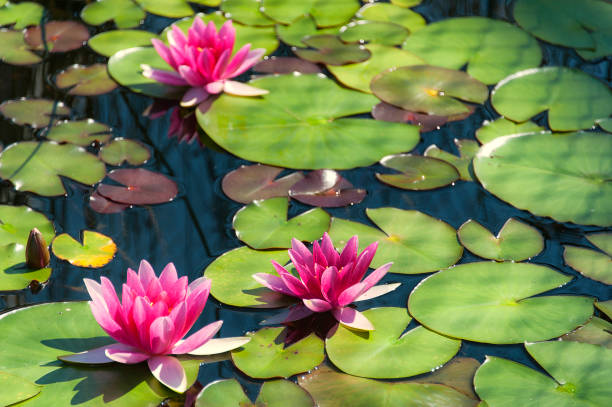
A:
55;64;118;96
51;230;117;268
294;35;371;66
408;357;480;400
197;74;419;170
88;191;129;214
372;102;474;132
328;208;462;275
46;119;112;146
220;0;275;26
473;132;612;226
356;2;426;31
0;141;106;196
474;341;612;407
0;205;54;247
261;0;359;27
134;0;194;18
377;154;460;190
424;139;479;181
402;17;542;84
253;56;322;74
560;317;612;349
298;365;477;407
371;65;488;116
0;1;43;29
391;0;422;6
0;243;51;292
231;327;325;379
475;117;545;145
232;197;330;249
596;117;612;132
221;164;304;204
587;232;612;254
326;307;460;379
25;21;90;53
203;246;294;308
339;20;409;46
96;168;178;205
289;169;366;208
564;235;612;284
88;30;158;57
0;371;41;406
457;218;544;261
98;138;150;166
195;379;314;407
275;14;337;47
596;300;612;319
0;29;41;65
0;99;70;128
81;0;145;29
408;261;594;343
491;67;612;131
327;44;424;93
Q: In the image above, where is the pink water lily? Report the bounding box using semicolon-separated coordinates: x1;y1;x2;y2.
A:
253;233;399;331
59;260;249;393
143;17;267;108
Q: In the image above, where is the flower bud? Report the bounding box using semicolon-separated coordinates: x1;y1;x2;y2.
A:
25;228;50;269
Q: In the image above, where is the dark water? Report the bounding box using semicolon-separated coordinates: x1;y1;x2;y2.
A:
0;0;610;399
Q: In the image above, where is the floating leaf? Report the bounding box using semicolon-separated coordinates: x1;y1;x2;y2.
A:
391;0;422;6
372;102;473;132
475;117;545;145
424;139;479;181
356;2;426;31
253;56;322;74
491;67;612;131
289;169;366;208
221;164;304;204
402;17;542;84
0;371;40;406
294;35;371;66
99;138;150;166
377;154;459;190
220;0;275;26
0;243;51;292
473;132;612;226
560;317;612;349
134;0;194;18
408;261;594;343
326;307;460;379
474;341;612;407
0;29;41;65
596;300;612;319
81;0;145;29
96;168;178;205
0;205;54;247
88;30;157;57
55;64;118;96
197;74;419;170
46;119;112;146
564;233;612;284
52;230;117;268
596;117;612;132
0;1;43;29
587;232;612;255
233;197;330;249
0;98;70;128
25;21;90;52
408;357;480;400
329;208;462;275
457;218;544;261
339;20;409;45
195;379;314;407
274;14;336;47
89;190;129;214
261;0;359;27
0;141;105;196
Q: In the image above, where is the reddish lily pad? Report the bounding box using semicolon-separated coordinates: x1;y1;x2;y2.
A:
54;64;118;96
89;190;129;214
408;357;480;400
289;169;366;207
46;119;112;146
98;138;151;166
0;1;43;29
0;29;41;65
377;154;459;190
372;102;474;132
253;57;322;74
221;164;304;204
52;230;117;268
25;21;90;53
424;139;479;181
0;98;70;128
97;168;178;205
560;317;612;349
294;35;371;66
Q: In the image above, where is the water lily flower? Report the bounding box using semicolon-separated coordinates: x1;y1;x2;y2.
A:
143;17;268;108
59;260;250;393
253;233;399;331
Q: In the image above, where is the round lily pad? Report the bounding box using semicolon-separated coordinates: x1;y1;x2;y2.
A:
221;164;304;204
0;98;70;128
0;205;54;247
377;154;460;190
0;371;40;406
46;119;112;146
356;2;426;31
197;74;419;170
195;379;313;407
231;327;325;379
473;132;612;226
220;0;275;26
81;0;145;29
408;261;594;344
423;138;479;181
371;65;489;116
253;56;322;74
98;138;150;166
0;29;41;65
475;117;545;145
402;17;542;84
0;243;51;292
328;208;462;275
289;169;366;208
326;307;460;379
491;67;612;131
564;242;612;284
25;21;90;53
89;190;129;214
560;317;612;349
96;168;178;205
51;230;117;268
294;35;371;66
372;102;474;132
203;245;294;308
274;14;337;47
407;357;480;400
133;0;193;18
261;0;359;27
0;141;106;196
457;218;544;261
88;30;157;57
474;341;612;407
232;197;330;249
55;64;118;96
327;44;424;93
339;20;409;46
0;1;43;29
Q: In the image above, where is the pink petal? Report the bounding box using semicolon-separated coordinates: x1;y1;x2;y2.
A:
320;233;339;266
312;240;328;269
84;278;104;304
361;262;393;291
346;242;378;286
336;282;367;307
277;267;310;298
183;277;211;330
354;283;401;302
290;238;314;266
218;20;236;53
159;262;178;288
105;343;151;364
150;316;176;355
228;48;266;77
212;49;231;81
223;81;269;96
138;260;157;292
87;299;128;345
303;298;333;313
169;302;188;344
191;15;207;40
260;304;313;325
320;266;338;303
180;87;209;107
126;268;145;296
205;80;225;94
187;336;250;356
338;236;358;267
178;65;206;87
58;344;115;364
332;308;374;331
252;272;295;297
168;25;187;49
171;320;223;355
196;49;214;81
148;355;188;393
151;39;177;69
224;44;250;76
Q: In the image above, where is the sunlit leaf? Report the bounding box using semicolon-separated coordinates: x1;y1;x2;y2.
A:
52;230;117;268
475;117;545;145
261;0;359;27
339;20;409;46
0;243;51;292
55;64;118;96
294;35;371;66
0;29;41;65
0;98;70;128
424;138;479;181
98;138;150;166
357;2;425;31
0;1;43;29
46;119;112;146
88;30;158;57
0;371;41;406
81;0;145;29
377;154;459;190
0;205;54;247
195;379;314;407
220;0;275;27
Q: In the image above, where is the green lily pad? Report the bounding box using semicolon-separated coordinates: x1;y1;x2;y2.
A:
424;139;479;181
220;0;275;26
0;1;44;29
327;44;424;93
81;0;145;29
402;17;542;85
408;357;480;400
0;29;41;65
587;232;612;254
203;246;294;308
564;236;612;284
475;117;546;145
339;20;409;46
326;307;460;379
99;138;150;166
457;218;544;261
232;197;330;249
560;317;612;349
376;154;460;190
596;117;612;132
371;65;489;116
474;341;612;407
294;35;371;66
46;119;112;146
0;205;54;247
52;230;117;269
195;379;314;407
356;2;426;31
0;371;40;406
231;327;325;379
134;0;194;18
298;365;478;407
595;300;612;319
491;67;612;131
328;208;462;275
473;132;612;226
408;261;594;344
275;14;337;47
55;64;118;96
88;30;158;57
0;243;51;292
0;99;70;128
391;0;422;6
197;74;419;170
0;141;106;196
261;0;359;27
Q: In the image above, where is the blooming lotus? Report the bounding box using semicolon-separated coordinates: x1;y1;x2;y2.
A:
143;17;267;108
60;260;249;393
253;233;398;331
